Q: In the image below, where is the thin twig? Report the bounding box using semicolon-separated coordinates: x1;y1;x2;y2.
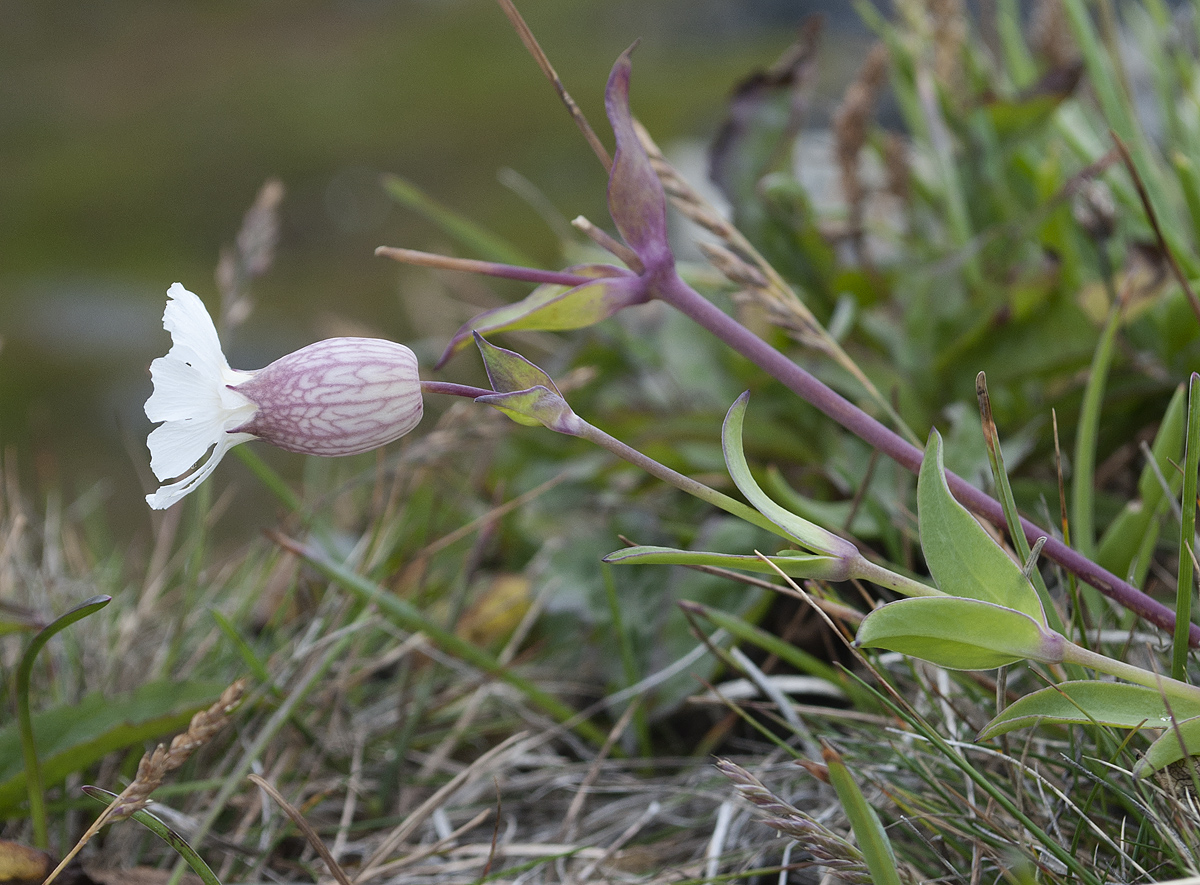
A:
571;215;644;272
249;774;354;885
1112;133;1200;324
493;0;611;171
375;246;590;288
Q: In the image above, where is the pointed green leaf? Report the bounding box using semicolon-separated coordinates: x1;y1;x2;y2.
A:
1135;715;1200;777
722;394;858;559
84;787;223;885
979;681;1200;741
438;266;644;365
856;597;1058;670
603;545;847;580
919;430;1044;622
823;742;904;885
474;334;561;395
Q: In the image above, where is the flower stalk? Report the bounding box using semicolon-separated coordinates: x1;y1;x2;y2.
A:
376;45;1200;645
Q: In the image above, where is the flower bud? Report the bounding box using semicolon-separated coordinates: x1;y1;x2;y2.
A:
144;284;423;510
232;338;422;456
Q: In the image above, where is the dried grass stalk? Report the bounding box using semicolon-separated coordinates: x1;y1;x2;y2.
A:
41;679;249;885
716;758;873;884
109;678;249;821
832;43;889;239
883;131;911;206
927;0;967;85
1030;0;1077;70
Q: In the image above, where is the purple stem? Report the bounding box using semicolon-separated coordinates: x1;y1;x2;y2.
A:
655;270;1200;646
413;248;1196;642
420;381;494;399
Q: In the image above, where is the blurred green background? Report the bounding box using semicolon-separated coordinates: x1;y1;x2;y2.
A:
0;0;863;533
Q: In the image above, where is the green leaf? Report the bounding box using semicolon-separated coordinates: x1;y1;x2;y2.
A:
918;430;1044;622
17;594;111;846
474;334;561;395
823;742;904;885
1173;372;1200;680
603;545;846;580
439;265;645;364
979;681;1200;740
0;680;229;813
722;394;858;559
856;597;1057;670
1135;714;1200;777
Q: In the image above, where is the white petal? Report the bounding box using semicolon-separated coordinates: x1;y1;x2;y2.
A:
162;283;230;378
148;418;226;480
144;283;258;507
146;432;254;510
146;356;221;422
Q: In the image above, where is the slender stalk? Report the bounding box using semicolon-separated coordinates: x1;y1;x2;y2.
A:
1173;372;1200;679
375;247;593;288
851;558;941;598
385;241;1200;642
419;381;493;399
1064;640;1200;706
573;420;790;541
1072;278;1123;559
652;269;1200;645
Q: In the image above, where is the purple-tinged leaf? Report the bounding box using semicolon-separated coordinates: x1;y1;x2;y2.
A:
436;264;641;367
605;44;673;272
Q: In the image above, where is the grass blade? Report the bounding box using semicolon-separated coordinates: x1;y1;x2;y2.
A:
821;741;904;885
274;532;607;746
17;595;111;848
1173;372;1200;680
82;786;223;885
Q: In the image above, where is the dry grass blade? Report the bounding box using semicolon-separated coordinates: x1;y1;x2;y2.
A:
354;731;531;882
248;773;353;885
1111;133;1200;324
1030;0;1077;69
833;42;889;256
560;698;642;842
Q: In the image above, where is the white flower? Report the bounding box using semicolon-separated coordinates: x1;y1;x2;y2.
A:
145;283;423;510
